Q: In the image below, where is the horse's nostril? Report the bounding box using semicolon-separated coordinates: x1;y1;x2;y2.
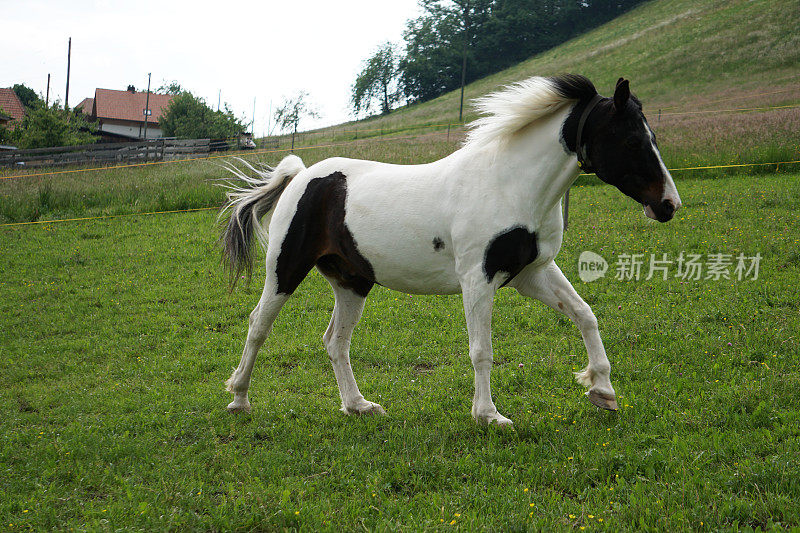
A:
661;199;675;215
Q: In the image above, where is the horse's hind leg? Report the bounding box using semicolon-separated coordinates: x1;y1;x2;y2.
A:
321;274;385;416
226;274;290;413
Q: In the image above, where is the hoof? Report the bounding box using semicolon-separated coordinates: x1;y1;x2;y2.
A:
227;399;251;414
474;412;514;427
586;389;618;411
343;401;386;416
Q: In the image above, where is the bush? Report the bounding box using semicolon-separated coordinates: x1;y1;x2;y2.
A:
159;92;245;139
4;104;96;149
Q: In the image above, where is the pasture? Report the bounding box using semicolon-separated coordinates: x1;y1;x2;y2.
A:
1;163;798;530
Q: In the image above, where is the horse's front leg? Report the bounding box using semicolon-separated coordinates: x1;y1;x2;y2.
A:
461;278;513;426
511;261;618;410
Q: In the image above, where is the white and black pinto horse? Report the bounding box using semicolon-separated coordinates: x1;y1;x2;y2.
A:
219;75;681;426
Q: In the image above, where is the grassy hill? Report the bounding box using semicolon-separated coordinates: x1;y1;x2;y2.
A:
354;0;799;129
289;0;799;173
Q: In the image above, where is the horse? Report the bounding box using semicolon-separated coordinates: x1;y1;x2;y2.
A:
218;75;681;426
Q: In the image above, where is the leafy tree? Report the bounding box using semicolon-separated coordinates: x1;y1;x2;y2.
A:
4;103;96;148
399;14;462;102
0;115;12;145
13;83;42;109
159;91;246;139
398;0;649;104
156;81;183;95
274;92;320;136
421;0;492;118
400;0;492;105
351;43;403;117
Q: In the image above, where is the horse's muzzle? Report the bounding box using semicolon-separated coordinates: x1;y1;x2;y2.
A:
644;199;679;222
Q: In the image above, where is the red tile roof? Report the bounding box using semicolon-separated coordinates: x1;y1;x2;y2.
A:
76;97;93;114
92;88;174;124
0;88;26;127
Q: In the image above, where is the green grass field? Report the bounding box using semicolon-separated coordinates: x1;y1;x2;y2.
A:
2;169;799;531
1;0;798;529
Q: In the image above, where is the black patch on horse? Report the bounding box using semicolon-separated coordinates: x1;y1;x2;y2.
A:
275;172;375;297
432;237;445;251
483;226;538;286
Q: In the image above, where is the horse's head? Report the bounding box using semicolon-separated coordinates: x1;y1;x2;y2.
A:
572;78;681;222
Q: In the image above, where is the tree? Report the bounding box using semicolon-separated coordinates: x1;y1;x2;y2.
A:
159;91;246;139
13;83;42;109
397;0;650;105
399;14;462;102
4;103;96;148
351;42;403;117
156;81;183;95
420;0;492;120
273;92;320;150
400;0;492;105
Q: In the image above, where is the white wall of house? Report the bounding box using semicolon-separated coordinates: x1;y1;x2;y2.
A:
100;121;163;139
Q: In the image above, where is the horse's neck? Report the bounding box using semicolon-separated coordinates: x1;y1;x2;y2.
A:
489;105;580;223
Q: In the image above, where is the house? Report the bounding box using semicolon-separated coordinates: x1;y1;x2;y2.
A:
0;88;26;130
77;86;174;141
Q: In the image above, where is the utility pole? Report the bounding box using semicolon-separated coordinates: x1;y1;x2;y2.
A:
65;37;71;109
267;100;272;137
458;2;470;123
458;38;467;122
45;73;51;107
143;72;152;140
251;97;256;135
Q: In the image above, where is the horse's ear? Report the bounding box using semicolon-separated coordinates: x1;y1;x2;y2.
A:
614;79;630;111
616;77;625;87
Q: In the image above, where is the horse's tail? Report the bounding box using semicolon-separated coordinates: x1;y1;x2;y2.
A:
218;154;305;287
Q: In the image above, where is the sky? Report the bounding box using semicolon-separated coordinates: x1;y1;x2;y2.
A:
0;0;423;134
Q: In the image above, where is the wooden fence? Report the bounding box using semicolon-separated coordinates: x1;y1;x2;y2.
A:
0;138;212;168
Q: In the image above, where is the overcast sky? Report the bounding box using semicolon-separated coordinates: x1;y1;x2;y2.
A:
0;0;422;134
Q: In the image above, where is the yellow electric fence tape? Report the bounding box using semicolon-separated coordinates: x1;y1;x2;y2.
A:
1;159;797;228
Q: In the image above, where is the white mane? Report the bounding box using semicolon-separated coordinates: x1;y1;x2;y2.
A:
465;77;575;149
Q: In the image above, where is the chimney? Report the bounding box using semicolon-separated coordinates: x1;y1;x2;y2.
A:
127;85;136;93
